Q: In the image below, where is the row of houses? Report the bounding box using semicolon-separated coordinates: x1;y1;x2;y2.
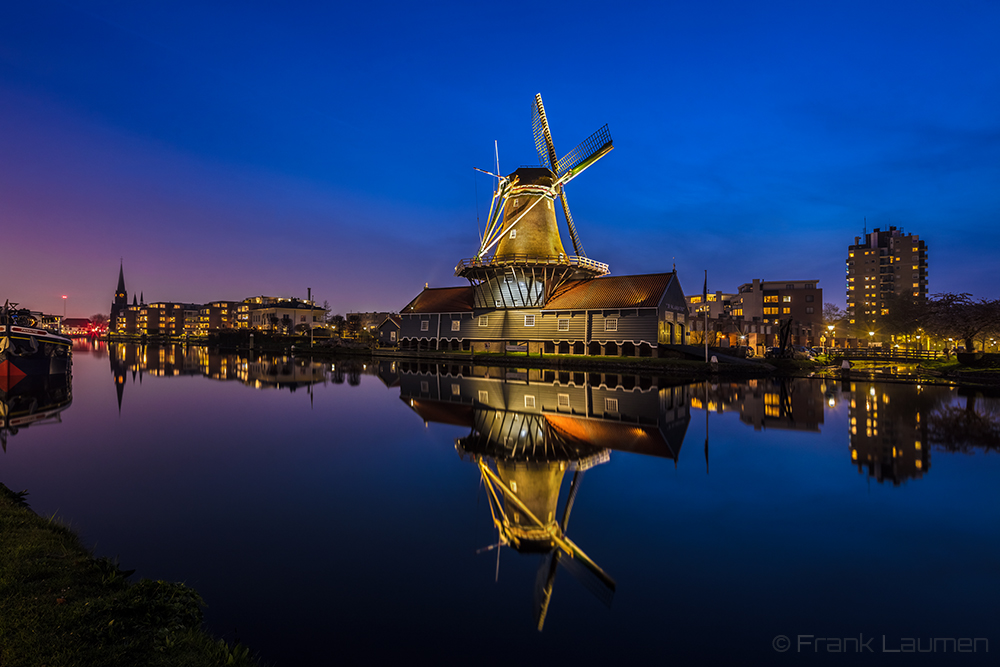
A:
109;266;327;337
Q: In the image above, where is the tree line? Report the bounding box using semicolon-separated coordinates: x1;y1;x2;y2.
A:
825;293;1000;352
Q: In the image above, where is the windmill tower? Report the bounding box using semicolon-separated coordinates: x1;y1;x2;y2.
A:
456;94;613;308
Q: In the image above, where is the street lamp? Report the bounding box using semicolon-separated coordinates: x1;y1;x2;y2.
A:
827;324;835;351
61;295;67;333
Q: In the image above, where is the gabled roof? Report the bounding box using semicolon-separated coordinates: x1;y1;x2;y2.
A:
401;286;474;313
543;272;678;310
378;314;401;329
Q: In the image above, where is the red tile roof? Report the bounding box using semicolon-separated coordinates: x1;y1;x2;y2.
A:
543;272;677;310
401;286;474;313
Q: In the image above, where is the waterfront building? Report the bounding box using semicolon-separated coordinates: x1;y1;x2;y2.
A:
247;299;327;332
198;301;238;332
686;279;822;350
376;315;401;347
140;302;187;337
846;226;928;330
106;268;325;336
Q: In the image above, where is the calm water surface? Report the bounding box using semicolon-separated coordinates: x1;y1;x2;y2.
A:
3;341;999;665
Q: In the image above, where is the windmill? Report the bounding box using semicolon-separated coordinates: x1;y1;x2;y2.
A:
456;94;614;309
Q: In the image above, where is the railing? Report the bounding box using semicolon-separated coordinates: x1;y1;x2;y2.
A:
455;254;610;275
830;348;941;361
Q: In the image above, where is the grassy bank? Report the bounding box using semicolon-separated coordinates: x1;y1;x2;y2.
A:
0;484;262;667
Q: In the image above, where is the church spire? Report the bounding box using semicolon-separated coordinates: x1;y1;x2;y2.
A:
117;261;126;294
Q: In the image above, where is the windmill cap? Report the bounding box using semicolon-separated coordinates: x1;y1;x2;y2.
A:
508;166;555;187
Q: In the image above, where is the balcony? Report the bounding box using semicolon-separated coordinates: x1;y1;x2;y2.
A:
455;254;610;276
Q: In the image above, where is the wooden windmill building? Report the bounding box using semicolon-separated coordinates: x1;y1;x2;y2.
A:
399;95;690;357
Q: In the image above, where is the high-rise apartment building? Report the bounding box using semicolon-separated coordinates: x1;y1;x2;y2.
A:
846;226;928;329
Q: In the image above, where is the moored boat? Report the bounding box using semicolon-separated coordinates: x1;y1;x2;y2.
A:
1;301;72;391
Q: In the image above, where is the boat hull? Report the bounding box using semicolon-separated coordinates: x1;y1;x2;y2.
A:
0;326;73;389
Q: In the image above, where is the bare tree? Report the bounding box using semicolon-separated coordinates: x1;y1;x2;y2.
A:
927;293;1000;352
822;303;846;325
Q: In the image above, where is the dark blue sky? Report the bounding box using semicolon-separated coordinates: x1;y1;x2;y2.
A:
2;1;998;317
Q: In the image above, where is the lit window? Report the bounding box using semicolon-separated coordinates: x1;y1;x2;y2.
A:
479;316;488;326
782;296;792;302
451;384;460;395
451;320;460;331
478;390;488;403
524;314;535;327
558;319;569;331
524;395;536;408
509;229;517;239
558;393;570;408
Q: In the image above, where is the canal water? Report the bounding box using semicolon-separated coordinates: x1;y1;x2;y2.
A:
3;341;999;665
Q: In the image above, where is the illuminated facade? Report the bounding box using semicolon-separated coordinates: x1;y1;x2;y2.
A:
247;300;327;332
198;301;238;331
685;279;822;349
107;272;326;336
846;226;928;329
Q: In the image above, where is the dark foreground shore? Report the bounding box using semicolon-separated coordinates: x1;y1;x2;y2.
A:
0;484;263;667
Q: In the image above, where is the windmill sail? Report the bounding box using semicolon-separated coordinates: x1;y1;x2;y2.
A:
530;94;613;258
555;124;613;182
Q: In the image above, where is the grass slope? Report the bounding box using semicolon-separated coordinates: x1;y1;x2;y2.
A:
0;484;262;667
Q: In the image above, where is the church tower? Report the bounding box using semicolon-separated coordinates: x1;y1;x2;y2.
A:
110;262;128;332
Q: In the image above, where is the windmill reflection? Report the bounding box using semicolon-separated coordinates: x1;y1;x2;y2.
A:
1;373;72;452
398;362;691;629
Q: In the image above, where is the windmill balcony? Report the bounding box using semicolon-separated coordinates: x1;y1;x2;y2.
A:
455;254;610;276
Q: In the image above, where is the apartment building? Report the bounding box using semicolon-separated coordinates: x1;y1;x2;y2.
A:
846;226;928;329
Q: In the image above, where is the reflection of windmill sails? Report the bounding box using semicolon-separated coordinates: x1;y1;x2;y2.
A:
460;411;615;631
474;459;615;630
